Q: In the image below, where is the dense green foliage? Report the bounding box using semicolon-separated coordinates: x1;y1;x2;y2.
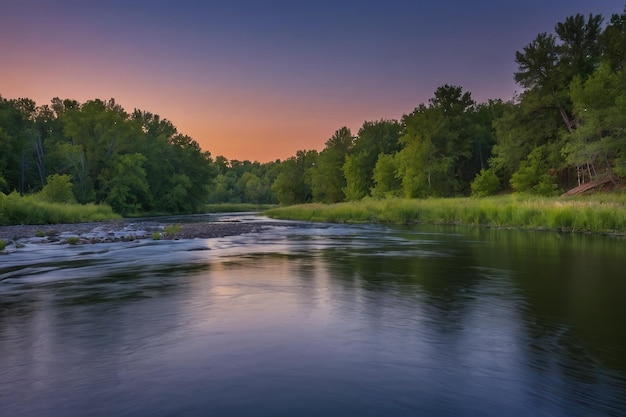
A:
0;97;278;222
2;4;625;224
0;98;216;216
207;156;279;205
265;194;626;233
272;6;626;204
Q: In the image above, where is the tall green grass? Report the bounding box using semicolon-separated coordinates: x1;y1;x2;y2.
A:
265;194;626;234
0;192;120;225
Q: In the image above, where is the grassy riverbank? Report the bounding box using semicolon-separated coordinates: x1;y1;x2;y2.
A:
0;192;120;225
265;195;626;234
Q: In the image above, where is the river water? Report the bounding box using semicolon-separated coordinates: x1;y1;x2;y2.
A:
1;214;625;416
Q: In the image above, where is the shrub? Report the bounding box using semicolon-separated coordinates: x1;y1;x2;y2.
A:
38;174;75;203
0;239;6;251
510;147;559;195
471;169;500;197
163;224;181;235
532;175;561;196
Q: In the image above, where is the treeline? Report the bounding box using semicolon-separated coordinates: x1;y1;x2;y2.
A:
0;97;218;215
272;6;626;204
0;95;283;215
2;6;625;215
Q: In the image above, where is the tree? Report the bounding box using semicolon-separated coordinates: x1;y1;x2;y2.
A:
510;146;559;195
50;142;93;203
99;153;149;215
395;85;477;197
61;99;136;202
272;150;317;205
311;127;354;203
492;13;606;192
0;96;35;194
470;169;500;197
343;120;401;200
555;14;604;82
239;172;264;204
1;95;219;215
166;134;216;213
490;97;564;186
566;63;626;180
37;174;75;203
600;6;626;71
514;14;604;133
371;153;401;198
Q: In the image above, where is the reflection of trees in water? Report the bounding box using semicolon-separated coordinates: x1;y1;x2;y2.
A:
466;226;626;411
317;232;487;339
521;319;626;415
314;224;626;413
474;227;626;371
310;231;532;408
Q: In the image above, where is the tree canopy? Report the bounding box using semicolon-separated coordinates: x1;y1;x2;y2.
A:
2;4;625;214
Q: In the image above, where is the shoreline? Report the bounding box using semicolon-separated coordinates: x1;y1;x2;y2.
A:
0;218;292;246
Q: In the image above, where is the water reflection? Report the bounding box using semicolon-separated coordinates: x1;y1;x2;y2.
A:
1;217;625;416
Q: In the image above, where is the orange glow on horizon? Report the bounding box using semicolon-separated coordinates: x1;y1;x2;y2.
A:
2;65;412;162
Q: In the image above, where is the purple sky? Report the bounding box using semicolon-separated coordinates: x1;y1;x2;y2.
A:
1;0;624;161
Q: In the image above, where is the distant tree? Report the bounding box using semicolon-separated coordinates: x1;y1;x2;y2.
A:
166;134;216;213
99;153;149;215
239;172;264;204
510;146;560;195
61;99;136;202
49;142;93;203
0;96;34;194
37;173;75;203
395;85;477;197
470;169;500;197
311;127;354;203
489;98;563;186
1;95;219;215
0;174;7;193
343;120;401;200
272;150;317;205
396;104;448;197
371;153;401;198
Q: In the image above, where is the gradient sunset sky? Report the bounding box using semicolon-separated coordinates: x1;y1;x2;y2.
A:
1;0;624;162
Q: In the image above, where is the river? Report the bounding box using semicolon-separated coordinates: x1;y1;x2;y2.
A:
1;214;625;416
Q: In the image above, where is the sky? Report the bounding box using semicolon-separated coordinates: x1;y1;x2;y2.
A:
1;0;624;162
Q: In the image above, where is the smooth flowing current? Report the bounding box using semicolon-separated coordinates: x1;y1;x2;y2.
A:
1;214;625;416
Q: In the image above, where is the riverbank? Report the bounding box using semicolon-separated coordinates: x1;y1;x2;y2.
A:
0;217;291;248
265;195;626;235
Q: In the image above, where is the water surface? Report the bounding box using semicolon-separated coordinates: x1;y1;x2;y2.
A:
1;214;625;416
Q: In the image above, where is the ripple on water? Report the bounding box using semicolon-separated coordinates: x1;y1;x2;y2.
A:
1;215;625;417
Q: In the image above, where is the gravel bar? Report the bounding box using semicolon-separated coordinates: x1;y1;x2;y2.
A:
0;219;295;246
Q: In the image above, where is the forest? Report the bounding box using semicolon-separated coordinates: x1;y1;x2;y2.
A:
1;6;625;218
